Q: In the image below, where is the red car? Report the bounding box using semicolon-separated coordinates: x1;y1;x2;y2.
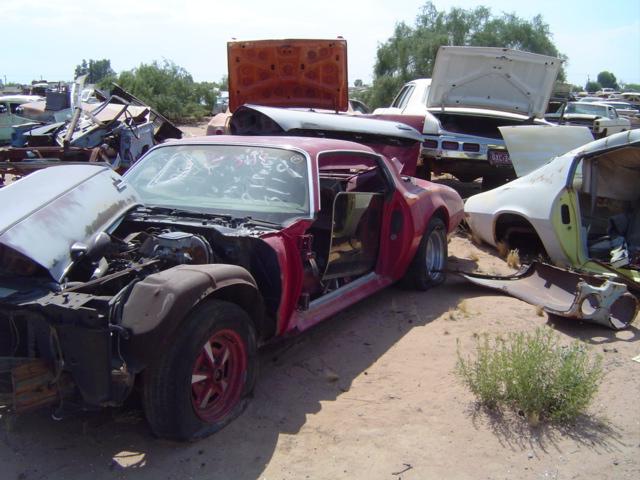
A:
0;131;462;440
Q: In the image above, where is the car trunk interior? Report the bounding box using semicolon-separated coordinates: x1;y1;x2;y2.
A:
575;145;640;270
431;112;530;139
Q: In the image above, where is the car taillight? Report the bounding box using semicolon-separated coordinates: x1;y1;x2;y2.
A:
462;143;480;152
442;141;459;150
423;139;438;149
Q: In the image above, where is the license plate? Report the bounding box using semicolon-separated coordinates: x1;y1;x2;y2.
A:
488;149;512;167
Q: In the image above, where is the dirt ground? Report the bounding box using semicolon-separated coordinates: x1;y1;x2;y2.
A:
1;123;638;480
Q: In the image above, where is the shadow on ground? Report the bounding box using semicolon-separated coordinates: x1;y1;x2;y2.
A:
1;272;488;480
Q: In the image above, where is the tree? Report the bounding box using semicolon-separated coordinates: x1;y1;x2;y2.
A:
354;79;364;87
109;60;208;122
74;59;116;84
621;82;640;92
585;81;601;93
365;2;566;108
596;71;619;90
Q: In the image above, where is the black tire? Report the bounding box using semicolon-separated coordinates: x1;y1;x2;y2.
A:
404;217;448;290
142;300;257;441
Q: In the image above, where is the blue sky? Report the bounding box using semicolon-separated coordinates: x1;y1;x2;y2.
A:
3;0;639;87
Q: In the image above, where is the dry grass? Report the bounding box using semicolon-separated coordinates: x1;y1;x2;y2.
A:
496;241;509;258
535;306;545;317
457;299;470;317
467;252;480;262
506;249;520;269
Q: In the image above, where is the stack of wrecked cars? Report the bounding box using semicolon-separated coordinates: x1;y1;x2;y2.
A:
0;84;182;186
0;38;464;441
464;127;640;329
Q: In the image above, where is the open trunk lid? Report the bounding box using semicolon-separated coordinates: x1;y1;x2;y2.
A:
228;38;349;113
427;46;561;118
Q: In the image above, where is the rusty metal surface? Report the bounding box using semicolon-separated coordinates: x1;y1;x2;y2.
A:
0;164;141;282
5;358;73;413
460;262;639;329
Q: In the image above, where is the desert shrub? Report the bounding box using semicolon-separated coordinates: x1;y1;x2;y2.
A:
456;328;602;425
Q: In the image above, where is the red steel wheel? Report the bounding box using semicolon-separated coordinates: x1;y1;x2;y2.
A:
191;329;248;423
143;300;257;441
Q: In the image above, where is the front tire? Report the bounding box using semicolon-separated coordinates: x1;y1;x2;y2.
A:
143;300;257;441
404;217;448;290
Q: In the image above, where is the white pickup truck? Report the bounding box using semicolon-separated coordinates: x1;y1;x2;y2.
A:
557;102;631;138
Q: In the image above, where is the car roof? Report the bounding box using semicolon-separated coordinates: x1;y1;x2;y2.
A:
163;135;379;157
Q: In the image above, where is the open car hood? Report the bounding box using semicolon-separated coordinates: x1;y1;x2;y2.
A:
0;165;140;283
427;46;561;118
228;38;349;113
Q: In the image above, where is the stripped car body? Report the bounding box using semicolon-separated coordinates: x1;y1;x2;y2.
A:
0;135;463;440
465;129;640;293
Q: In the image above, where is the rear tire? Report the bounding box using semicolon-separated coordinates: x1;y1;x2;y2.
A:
142;300;257;441
404;217;448;290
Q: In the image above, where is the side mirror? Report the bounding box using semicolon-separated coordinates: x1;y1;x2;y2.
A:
70;242;88;261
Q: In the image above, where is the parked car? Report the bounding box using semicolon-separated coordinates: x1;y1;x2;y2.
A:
372;79;432;116
417;46;561;189
601;100;640;120
0;95;43;143
464;128;640;288
0;135;463;440
557;102;631;137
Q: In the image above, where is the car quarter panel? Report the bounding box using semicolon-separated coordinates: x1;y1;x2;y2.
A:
465;155;574;262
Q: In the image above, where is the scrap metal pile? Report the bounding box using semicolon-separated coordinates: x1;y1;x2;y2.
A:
0;83;182;186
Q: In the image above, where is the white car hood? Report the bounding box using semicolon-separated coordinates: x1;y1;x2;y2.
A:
427;46;561;118
498;125;594;177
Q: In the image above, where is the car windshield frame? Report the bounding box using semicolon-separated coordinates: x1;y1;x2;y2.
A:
565;103;607;115
124;142;315;225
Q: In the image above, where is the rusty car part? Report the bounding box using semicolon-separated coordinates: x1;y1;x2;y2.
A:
227;38;349;113
0;358;73;413
459;262;639;329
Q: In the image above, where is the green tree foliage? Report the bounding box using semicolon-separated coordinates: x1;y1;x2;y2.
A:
74;59;116;84
621;82;640;92
366;2;566;108
107;60;209;123
585;80;601;92
596;71;619;90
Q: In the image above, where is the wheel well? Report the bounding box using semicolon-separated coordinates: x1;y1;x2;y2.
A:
432;207;449;231
206;284;275;342
494;214;547;257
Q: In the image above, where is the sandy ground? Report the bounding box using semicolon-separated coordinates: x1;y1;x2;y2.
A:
1;123;638;480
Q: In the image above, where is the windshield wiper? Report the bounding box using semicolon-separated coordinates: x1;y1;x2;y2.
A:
233;216;282;229
136;206;233;221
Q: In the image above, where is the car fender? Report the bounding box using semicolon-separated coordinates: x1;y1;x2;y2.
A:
121;264;262;366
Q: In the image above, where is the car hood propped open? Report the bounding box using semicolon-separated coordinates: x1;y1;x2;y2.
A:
427;46;561;118
227;38;349;113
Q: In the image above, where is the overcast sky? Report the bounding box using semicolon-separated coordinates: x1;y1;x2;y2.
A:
4;0;640;88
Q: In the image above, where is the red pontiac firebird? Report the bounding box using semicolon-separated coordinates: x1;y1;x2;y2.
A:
0;130;462;440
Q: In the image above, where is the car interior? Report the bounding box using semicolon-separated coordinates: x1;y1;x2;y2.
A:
304;152;391;297
574;145;640;270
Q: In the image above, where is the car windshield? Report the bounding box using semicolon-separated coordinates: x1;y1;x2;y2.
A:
125;144;311;224
565;103;606;115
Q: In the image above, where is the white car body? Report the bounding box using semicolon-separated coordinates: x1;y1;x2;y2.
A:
417;46;561;184
465;129;640;281
372;79;432;116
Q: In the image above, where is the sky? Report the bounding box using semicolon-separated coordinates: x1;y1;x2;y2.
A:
3;0;640;88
